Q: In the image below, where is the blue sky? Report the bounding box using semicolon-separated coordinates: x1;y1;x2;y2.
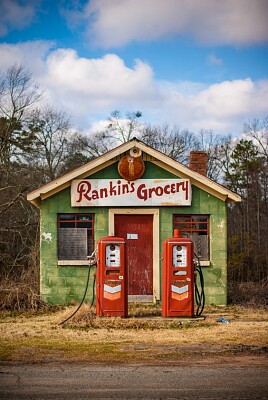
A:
1;0;268;137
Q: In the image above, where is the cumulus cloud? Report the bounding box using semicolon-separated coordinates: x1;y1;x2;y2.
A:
158;78;268;133
64;0;268;48
41;48;161;127
0;41;267;135
0;40;54;74
0;0;40;37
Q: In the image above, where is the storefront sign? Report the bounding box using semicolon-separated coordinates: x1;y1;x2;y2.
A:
71;179;191;207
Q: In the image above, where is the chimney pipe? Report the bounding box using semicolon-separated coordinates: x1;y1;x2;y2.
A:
189;151;208;176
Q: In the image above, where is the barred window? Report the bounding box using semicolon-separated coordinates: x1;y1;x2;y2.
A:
173;215;209;260
58;214;94;260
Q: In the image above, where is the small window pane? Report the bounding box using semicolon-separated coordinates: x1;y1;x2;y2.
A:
77;221;92;228
60;222;75;228
77;215;92;221
59;214;75;220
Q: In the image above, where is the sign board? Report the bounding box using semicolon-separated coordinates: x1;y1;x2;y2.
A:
71;179;191;207
127;233;138;240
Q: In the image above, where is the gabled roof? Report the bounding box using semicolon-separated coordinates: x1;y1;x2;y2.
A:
27;138;241;207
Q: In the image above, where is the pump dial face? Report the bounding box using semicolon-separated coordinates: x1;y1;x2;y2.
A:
106;244;120;266
173;245;187;267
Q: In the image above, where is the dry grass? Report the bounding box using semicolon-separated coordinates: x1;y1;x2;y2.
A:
0;278;42;311
0;304;267;365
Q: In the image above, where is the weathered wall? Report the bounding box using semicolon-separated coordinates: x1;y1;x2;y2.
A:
40;161;227;306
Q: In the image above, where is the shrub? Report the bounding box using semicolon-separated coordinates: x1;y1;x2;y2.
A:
228;281;268;306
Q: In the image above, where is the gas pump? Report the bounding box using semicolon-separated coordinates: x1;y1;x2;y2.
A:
96;236;127;317
162;229;195;317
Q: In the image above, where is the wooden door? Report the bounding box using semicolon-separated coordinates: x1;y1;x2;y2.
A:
114;214;153;298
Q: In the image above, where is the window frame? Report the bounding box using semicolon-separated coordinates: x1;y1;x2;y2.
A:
57;213;94;263
173;214;210;263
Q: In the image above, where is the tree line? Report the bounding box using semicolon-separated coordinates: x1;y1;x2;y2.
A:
0;64;267;307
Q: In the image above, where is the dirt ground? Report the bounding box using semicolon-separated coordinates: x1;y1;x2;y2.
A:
0;305;267;365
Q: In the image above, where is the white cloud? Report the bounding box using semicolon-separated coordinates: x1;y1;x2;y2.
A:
41;48;161;128
0;0;39;37
0;40;54;74
158;78;268;134
66;0;268;48
0;41;267;135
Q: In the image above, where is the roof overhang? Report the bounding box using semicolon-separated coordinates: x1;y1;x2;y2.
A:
27;138;241;208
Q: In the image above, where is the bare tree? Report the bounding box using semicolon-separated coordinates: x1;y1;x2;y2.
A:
0;64;43;288
27;106;72;181
107;110;143;143
195;129;232;181
141;123;199;163
0;64;42;168
243;116;268;159
80;110;143;158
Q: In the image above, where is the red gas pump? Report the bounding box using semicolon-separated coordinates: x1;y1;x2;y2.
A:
96;236;128;317
162;229;194;317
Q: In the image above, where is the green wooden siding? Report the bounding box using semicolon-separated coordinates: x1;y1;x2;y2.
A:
40;161;227;306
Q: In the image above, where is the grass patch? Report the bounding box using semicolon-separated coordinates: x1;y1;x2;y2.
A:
0;304;267;364
61;304;207;330
0;337;120;362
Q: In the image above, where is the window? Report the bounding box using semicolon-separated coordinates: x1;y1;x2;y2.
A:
58;214;94;260
173;215;209;261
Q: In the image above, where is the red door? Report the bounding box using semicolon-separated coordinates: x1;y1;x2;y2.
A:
114;214;153;298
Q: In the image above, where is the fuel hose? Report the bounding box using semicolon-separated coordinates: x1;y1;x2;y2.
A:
59;249;97;325
194;253;205;317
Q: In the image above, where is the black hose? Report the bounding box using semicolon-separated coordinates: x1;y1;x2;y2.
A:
195;265;205;316
59;250;97;325
59;262;92;325
90;274;96;308
194;253;205;317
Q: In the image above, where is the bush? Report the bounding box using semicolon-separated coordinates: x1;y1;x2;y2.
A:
228;280;268;306
0;278;43;311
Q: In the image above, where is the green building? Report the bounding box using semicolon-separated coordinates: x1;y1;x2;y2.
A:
27;138;241;306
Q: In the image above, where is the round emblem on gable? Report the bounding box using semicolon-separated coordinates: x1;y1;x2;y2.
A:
118;152;145;181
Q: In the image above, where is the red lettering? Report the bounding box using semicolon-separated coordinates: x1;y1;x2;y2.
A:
137;183;147;200
76;181;92;202
100;188;108;198
176;181;189;200
184;180;189;200
122;182;135;194
129;182;135;193
91;189;99;200
148;186;164;198
164;184;170;194
109;181;117;196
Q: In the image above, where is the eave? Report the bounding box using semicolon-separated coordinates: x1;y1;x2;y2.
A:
27;138;241;207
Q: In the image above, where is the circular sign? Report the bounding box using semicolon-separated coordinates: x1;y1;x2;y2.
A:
118;153;145;181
